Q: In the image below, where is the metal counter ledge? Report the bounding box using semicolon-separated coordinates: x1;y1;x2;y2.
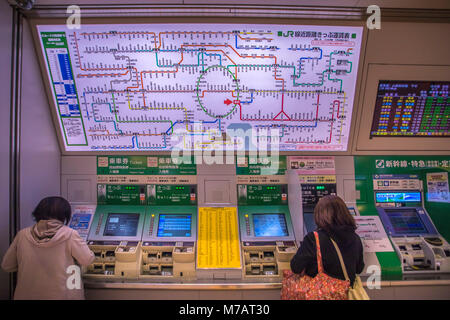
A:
84;275;450;290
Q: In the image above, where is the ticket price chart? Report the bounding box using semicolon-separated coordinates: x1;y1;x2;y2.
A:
37;24;363;151
371;81;450;137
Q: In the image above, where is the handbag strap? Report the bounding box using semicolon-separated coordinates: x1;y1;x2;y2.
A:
313;231;324;273
330;238;350;282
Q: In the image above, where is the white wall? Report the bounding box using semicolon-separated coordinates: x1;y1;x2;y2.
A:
0;0;12;301
19;18;61;229
0;11;63;299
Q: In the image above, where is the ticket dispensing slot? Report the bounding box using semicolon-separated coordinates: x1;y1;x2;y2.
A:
85;206;145;279
374;175;450;275
141;208;197;279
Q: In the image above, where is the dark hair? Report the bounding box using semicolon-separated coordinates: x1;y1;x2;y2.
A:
314;195;356;232
32;196;72;225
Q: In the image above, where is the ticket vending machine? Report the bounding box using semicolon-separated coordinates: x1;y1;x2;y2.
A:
85;205;146;279
237;184;297;280
301;183;337;234
140;184;197;279
374;174;450;274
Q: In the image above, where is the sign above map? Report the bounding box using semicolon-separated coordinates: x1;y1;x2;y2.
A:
36;24;363;152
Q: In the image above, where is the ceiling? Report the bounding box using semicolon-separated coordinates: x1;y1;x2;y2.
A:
16;0;450;10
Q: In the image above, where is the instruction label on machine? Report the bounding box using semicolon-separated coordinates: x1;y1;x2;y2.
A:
69;205;96;241
197;207;241;269
288;156;335;175
354;216;393;252
427;172;449;203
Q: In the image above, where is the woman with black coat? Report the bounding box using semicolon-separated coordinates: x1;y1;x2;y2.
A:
290;195;365;286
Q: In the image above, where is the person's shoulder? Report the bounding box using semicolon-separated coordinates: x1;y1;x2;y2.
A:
11;227;34;245
62;225;77;236
351;230;364;245
52;225;78;243
303;231;317;243
65;226;84;241
16;227;32;238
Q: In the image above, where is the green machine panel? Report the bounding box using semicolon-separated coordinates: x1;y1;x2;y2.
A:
354;155;450;280
97;184;146;205
87;205;146;242
97;155;196;175
147;185;197;206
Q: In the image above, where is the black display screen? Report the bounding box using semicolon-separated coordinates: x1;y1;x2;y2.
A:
103;213;140;237
370;80;449;137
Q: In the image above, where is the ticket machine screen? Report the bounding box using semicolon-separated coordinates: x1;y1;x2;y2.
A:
253;214;288;237
386;209;429;235
157;214;192;237
375;192;421;203
103;213;140;237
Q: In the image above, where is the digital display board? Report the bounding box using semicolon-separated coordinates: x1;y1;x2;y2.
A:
385;209;428;235
103;213;140;237
371;81;450;137
253;213;288;237
157;214;192;237
375;192;421;203
36;24;362;151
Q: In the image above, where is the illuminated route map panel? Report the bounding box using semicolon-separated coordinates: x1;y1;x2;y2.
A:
36;24;363;152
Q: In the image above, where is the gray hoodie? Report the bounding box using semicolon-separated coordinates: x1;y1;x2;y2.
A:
1;220;94;300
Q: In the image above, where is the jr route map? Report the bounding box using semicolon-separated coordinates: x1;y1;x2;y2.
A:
36;24;363;152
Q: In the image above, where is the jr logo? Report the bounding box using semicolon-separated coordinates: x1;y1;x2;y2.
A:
278;31;294;37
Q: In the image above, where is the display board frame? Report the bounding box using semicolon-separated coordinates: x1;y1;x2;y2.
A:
355;64;450;154
29;17;367;156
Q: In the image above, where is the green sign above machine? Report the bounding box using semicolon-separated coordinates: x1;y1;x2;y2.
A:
97;156;196;175
236;155;287;175
238;184;288;206
98;184;197;206
97;184;146;205
148;185;197;206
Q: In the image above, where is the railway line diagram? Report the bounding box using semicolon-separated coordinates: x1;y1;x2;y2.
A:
37;24;363;152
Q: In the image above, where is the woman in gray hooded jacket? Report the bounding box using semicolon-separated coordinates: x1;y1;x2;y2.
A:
1;197;94;300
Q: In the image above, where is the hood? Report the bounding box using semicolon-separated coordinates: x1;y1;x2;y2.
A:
326;225;356;248
25;220;72;247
